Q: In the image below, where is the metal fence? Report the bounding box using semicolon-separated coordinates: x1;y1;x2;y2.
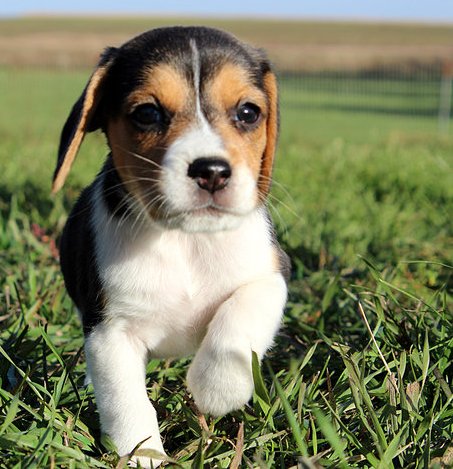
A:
278;64;452;131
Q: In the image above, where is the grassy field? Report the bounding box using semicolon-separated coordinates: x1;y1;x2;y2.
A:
0;60;452;469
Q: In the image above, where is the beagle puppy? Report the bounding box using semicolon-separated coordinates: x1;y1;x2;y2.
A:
53;26;289;467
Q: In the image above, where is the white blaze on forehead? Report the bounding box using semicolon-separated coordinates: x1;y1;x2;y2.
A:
169;38;225;160
190;39;201;96
190;38;206;125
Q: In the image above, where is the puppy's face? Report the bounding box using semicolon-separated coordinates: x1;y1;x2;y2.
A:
53;27;278;232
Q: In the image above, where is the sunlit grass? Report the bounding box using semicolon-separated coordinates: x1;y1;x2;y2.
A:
0;67;452;467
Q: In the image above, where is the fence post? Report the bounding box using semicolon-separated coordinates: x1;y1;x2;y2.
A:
439;61;453;133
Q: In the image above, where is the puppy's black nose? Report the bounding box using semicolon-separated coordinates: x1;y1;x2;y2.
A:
188;158;232;193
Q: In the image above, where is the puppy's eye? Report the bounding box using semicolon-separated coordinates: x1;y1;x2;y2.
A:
236;103;261;125
130;103;166;130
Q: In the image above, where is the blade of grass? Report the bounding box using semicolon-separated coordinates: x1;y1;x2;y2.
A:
271;368;309;458
311;407;348;468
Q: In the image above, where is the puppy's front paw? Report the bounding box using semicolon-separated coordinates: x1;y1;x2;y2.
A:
128;449;166;468
187;346;254;416
109;420;166;468
120;439;166;468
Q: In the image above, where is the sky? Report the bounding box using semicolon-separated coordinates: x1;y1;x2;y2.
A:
1;0;452;22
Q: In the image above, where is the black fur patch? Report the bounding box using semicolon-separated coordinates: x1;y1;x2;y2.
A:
101;156;130;219
59;184;106;334
265;209;291;282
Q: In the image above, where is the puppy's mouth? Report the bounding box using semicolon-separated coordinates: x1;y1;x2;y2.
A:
168;200;237;219
153;197;246;232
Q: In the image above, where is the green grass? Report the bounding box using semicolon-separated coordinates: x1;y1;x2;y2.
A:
1;67;452;468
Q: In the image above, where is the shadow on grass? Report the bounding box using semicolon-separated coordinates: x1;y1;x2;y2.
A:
0;179;80;230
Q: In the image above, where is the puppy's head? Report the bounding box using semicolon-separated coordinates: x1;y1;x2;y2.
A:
53;26;279;232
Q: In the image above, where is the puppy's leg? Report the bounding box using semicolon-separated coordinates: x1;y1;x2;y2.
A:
84;322;165;468
187;273;287;416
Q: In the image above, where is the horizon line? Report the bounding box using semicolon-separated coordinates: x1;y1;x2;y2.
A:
1;11;453;26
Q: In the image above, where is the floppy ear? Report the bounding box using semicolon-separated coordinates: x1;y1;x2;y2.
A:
258;71;279;197
52;49;116;193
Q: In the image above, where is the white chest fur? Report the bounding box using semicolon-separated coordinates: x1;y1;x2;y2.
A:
92;195;277;357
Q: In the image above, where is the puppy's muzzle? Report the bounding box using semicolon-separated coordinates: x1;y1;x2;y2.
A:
188;158;232;193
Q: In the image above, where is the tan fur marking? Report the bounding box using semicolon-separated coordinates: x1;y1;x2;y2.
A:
52;63;111;193
258;72;278;196
206;63;268;180
126;64;190;114
207;63;267;118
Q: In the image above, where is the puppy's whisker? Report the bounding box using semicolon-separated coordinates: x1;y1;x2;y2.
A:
90;164;148;188
128;190;166;236
100;179;157;200
106;164;160;175
132;193;167;236
129;177;161;184
104;183;152;230
266;192;302;221
111;144;165;171
102;176;162;194
114;195;149;235
266;197;289;238
109;196;136;230
130;204;149;237
82;163;158;196
260;174;297;208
